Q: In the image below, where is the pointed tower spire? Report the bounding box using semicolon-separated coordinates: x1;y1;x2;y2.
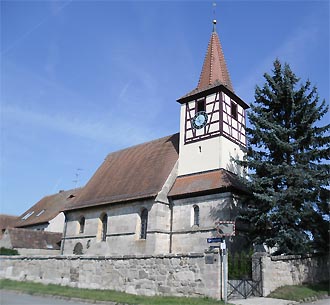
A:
197;19;234;92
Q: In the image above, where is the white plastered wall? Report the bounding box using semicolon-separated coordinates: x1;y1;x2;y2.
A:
47;212;65;233
178;135;220;175
178;124;245;176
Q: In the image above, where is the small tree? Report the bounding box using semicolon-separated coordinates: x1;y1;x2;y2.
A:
240;59;329;255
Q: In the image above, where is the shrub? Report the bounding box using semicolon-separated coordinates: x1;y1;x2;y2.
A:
228;249;253;279
0;247;19;255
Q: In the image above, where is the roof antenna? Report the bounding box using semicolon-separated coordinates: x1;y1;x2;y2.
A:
212;2;217;32
73;168;83;189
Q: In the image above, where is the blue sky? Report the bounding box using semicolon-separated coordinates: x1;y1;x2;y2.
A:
1;0;329;216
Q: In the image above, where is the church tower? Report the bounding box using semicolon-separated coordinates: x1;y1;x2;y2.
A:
177;20;249;177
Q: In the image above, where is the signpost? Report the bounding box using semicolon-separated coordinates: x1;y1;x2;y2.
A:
207;221;235;303
207;237;223;243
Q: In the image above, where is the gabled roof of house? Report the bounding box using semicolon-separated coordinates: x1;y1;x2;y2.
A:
3;228;62;250
65;133;179;211
168;169;248;199
0;214;18;231
14;189;80;228
0;214;18;238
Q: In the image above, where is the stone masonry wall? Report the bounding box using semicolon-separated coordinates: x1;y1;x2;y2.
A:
252;253;329;296
63;200;171;256
0;252;221;299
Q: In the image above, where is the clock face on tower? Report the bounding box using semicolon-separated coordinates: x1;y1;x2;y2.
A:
192;111;208;129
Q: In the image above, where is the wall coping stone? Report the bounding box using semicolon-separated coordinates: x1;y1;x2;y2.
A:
252;252;268;258
0;252;206;261
252;252;328;261
270;254;327;261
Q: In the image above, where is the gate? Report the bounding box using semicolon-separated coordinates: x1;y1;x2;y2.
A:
227;252;262;299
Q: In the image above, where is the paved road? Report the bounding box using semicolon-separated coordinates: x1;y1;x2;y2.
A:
300;299;330;305
230;296;298;305
1;291;328;305
0;291;104;305
230;297;329;305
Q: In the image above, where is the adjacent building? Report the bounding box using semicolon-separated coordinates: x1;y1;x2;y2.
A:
13;189;80;233
0;214;18;238
0;228;62;255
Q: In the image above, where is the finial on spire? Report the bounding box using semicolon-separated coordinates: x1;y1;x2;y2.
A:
212;2;217;32
213;19;217;32
196;1;234;93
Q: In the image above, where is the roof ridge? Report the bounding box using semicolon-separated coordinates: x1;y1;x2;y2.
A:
105;132;179;159
31;188;80;202
0;214;17;217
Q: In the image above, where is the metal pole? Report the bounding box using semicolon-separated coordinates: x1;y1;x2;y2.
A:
60;214;68;255
219;247;222;300
260;256;264;297
222;239;228;304
223;245;228;303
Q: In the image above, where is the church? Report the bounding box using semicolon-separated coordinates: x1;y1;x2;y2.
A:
61;20;249;256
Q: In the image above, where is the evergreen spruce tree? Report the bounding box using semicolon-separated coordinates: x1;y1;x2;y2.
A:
240;59;330;255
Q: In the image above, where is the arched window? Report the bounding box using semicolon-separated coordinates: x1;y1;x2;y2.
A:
73;242;83;255
140;209;148;239
193;205;200;227
79;216;85;233
101;213;107;241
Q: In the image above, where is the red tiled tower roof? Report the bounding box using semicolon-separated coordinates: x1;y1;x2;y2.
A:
197;20;233;92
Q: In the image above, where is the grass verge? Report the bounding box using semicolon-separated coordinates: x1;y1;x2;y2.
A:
0;279;229;305
268;281;329;302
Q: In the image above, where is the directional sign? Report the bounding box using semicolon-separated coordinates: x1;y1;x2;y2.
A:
207;237;223;243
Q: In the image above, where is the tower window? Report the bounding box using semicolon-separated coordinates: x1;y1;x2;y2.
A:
231;102;238;120
193;205;200;227
196;99;206;113
140;209;148;239
79;216;85;234
101;213;107;241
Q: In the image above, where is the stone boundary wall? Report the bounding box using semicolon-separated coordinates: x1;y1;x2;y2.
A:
0;252;220;299
252;253;329;296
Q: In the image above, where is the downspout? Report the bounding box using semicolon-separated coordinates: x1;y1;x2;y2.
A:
169;199;174;254
60;213;68;255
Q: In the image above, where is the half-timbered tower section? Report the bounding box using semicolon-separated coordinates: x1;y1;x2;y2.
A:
182;91;246;147
178;87;248;176
177;20;249;177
